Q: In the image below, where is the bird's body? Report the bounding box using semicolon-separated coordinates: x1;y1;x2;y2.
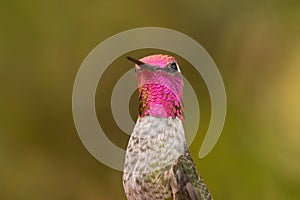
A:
123;116;185;199
123;55;213;200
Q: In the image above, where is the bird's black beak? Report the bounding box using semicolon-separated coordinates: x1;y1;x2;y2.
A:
127;56;156;72
127;56;145;66
127;56;149;72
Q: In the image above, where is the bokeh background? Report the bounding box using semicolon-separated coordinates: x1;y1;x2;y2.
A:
1;0;300;199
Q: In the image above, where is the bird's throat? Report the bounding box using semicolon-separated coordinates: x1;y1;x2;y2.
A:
138;84;183;120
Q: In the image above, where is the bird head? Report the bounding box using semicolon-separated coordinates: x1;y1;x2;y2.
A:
127;54;183;100
127;54;184;120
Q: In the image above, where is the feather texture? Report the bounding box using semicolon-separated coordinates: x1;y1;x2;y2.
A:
123;54;213;200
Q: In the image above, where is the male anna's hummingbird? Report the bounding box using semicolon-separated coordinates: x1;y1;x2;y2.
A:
123;54;213;200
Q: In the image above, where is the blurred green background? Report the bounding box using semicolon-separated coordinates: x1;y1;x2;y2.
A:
1;0;300;199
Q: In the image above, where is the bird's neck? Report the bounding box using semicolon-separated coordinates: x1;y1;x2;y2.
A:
138;83;183;120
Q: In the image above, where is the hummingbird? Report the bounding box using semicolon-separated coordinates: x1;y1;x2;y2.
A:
123;54;213;200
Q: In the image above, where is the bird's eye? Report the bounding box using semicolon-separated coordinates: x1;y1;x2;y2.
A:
170;62;178;71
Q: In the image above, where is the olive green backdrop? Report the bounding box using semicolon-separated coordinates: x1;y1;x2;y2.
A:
1;0;300;199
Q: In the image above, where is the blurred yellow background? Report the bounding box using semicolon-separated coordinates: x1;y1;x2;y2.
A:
1;0;300;199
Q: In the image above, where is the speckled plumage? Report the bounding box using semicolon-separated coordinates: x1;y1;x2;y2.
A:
123;55;213;200
123;116;186;200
